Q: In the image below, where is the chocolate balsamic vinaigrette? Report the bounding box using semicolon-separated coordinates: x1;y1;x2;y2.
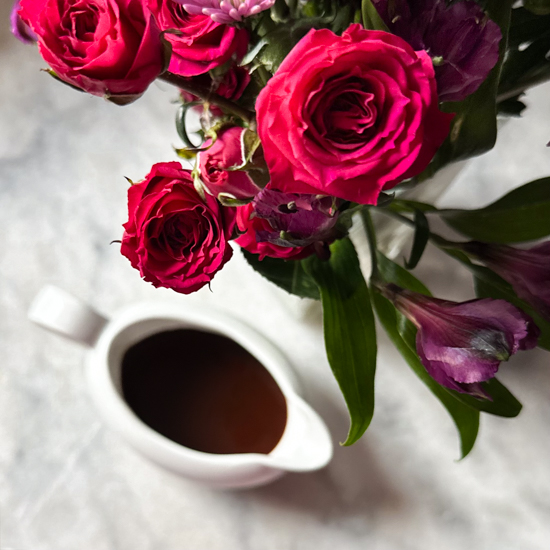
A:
121;329;287;455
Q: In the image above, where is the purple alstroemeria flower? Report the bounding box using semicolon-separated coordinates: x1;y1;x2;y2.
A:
382;284;539;398
10;0;37;44
463;241;550;322
372;0;502;102
252;189;341;248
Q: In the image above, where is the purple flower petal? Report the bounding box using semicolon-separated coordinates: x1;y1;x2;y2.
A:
373;0;502;102
384;284;540;398
464;241;550;323
10;0;37;44
252;189;341;248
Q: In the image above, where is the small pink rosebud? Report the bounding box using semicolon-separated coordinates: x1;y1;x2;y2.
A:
198;126;261;201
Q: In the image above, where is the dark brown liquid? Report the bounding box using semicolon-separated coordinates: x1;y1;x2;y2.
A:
121;329;287;455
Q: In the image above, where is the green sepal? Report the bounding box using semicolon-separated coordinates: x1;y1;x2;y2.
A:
438;177;550;243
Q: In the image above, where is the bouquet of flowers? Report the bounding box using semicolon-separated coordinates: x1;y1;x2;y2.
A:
12;0;550;456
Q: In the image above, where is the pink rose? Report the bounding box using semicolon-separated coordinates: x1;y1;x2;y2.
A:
148;0;248;77
19;0;165;102
121;162;236;294
235;204;314;261
256;24;453;205
198;127;261;201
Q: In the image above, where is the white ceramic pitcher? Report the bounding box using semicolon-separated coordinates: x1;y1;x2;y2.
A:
28;286;333;489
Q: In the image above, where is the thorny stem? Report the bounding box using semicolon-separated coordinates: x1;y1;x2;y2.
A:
159;71;256;126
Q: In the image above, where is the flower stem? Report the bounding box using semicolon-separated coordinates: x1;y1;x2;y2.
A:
376;208;459;249
360;208;380;281
159;71;256;126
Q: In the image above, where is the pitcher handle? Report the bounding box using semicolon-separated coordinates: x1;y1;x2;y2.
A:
28;285;108;347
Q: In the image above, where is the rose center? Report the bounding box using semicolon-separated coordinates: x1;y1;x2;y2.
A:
171;3;191;24
158;211;212;260
64;4;100;42
326;91;378;142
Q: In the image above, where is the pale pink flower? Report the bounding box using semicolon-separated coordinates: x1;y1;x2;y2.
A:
176;0;275;24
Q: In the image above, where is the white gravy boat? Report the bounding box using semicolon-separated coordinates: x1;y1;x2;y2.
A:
28;286;333;489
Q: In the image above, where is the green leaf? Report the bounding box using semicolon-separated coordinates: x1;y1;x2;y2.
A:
240;38;268;66
439;177;550;243
404;209;430;270
361;0;389;31
378;253;525;418
305;238;377;445
371;289;479;458
499;24;550;100
508;7;550;48
524;0;550;15
497;95;527;117
241;249;320;300
377;251;431;295
257;21;315;73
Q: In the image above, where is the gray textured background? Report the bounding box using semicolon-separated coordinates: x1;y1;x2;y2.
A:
1;4;550;549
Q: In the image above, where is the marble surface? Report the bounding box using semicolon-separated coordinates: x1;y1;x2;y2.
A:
2;9;550;549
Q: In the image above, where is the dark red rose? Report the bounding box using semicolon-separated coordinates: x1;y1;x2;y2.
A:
19;0;165;102
121;162;236;293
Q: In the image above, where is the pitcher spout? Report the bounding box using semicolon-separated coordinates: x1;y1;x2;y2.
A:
266;394;333;472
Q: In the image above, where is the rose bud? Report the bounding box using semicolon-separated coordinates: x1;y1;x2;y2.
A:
147;1;248;77
235;203;315;261
256;24;453;206
176;0;275;24
198;126;261;202
372;0;502;102
252;189;342;248
121;162;236;294
180;65;251;117
10;0;37;44
382;284;539;398
463;241;550;322
19;0;165;103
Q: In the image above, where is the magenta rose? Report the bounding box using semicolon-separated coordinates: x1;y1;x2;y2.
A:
19;0;165;102
198;127;261;201
256;24;454;205
235;204;314;261
121;162;236;294
148;0;248;77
